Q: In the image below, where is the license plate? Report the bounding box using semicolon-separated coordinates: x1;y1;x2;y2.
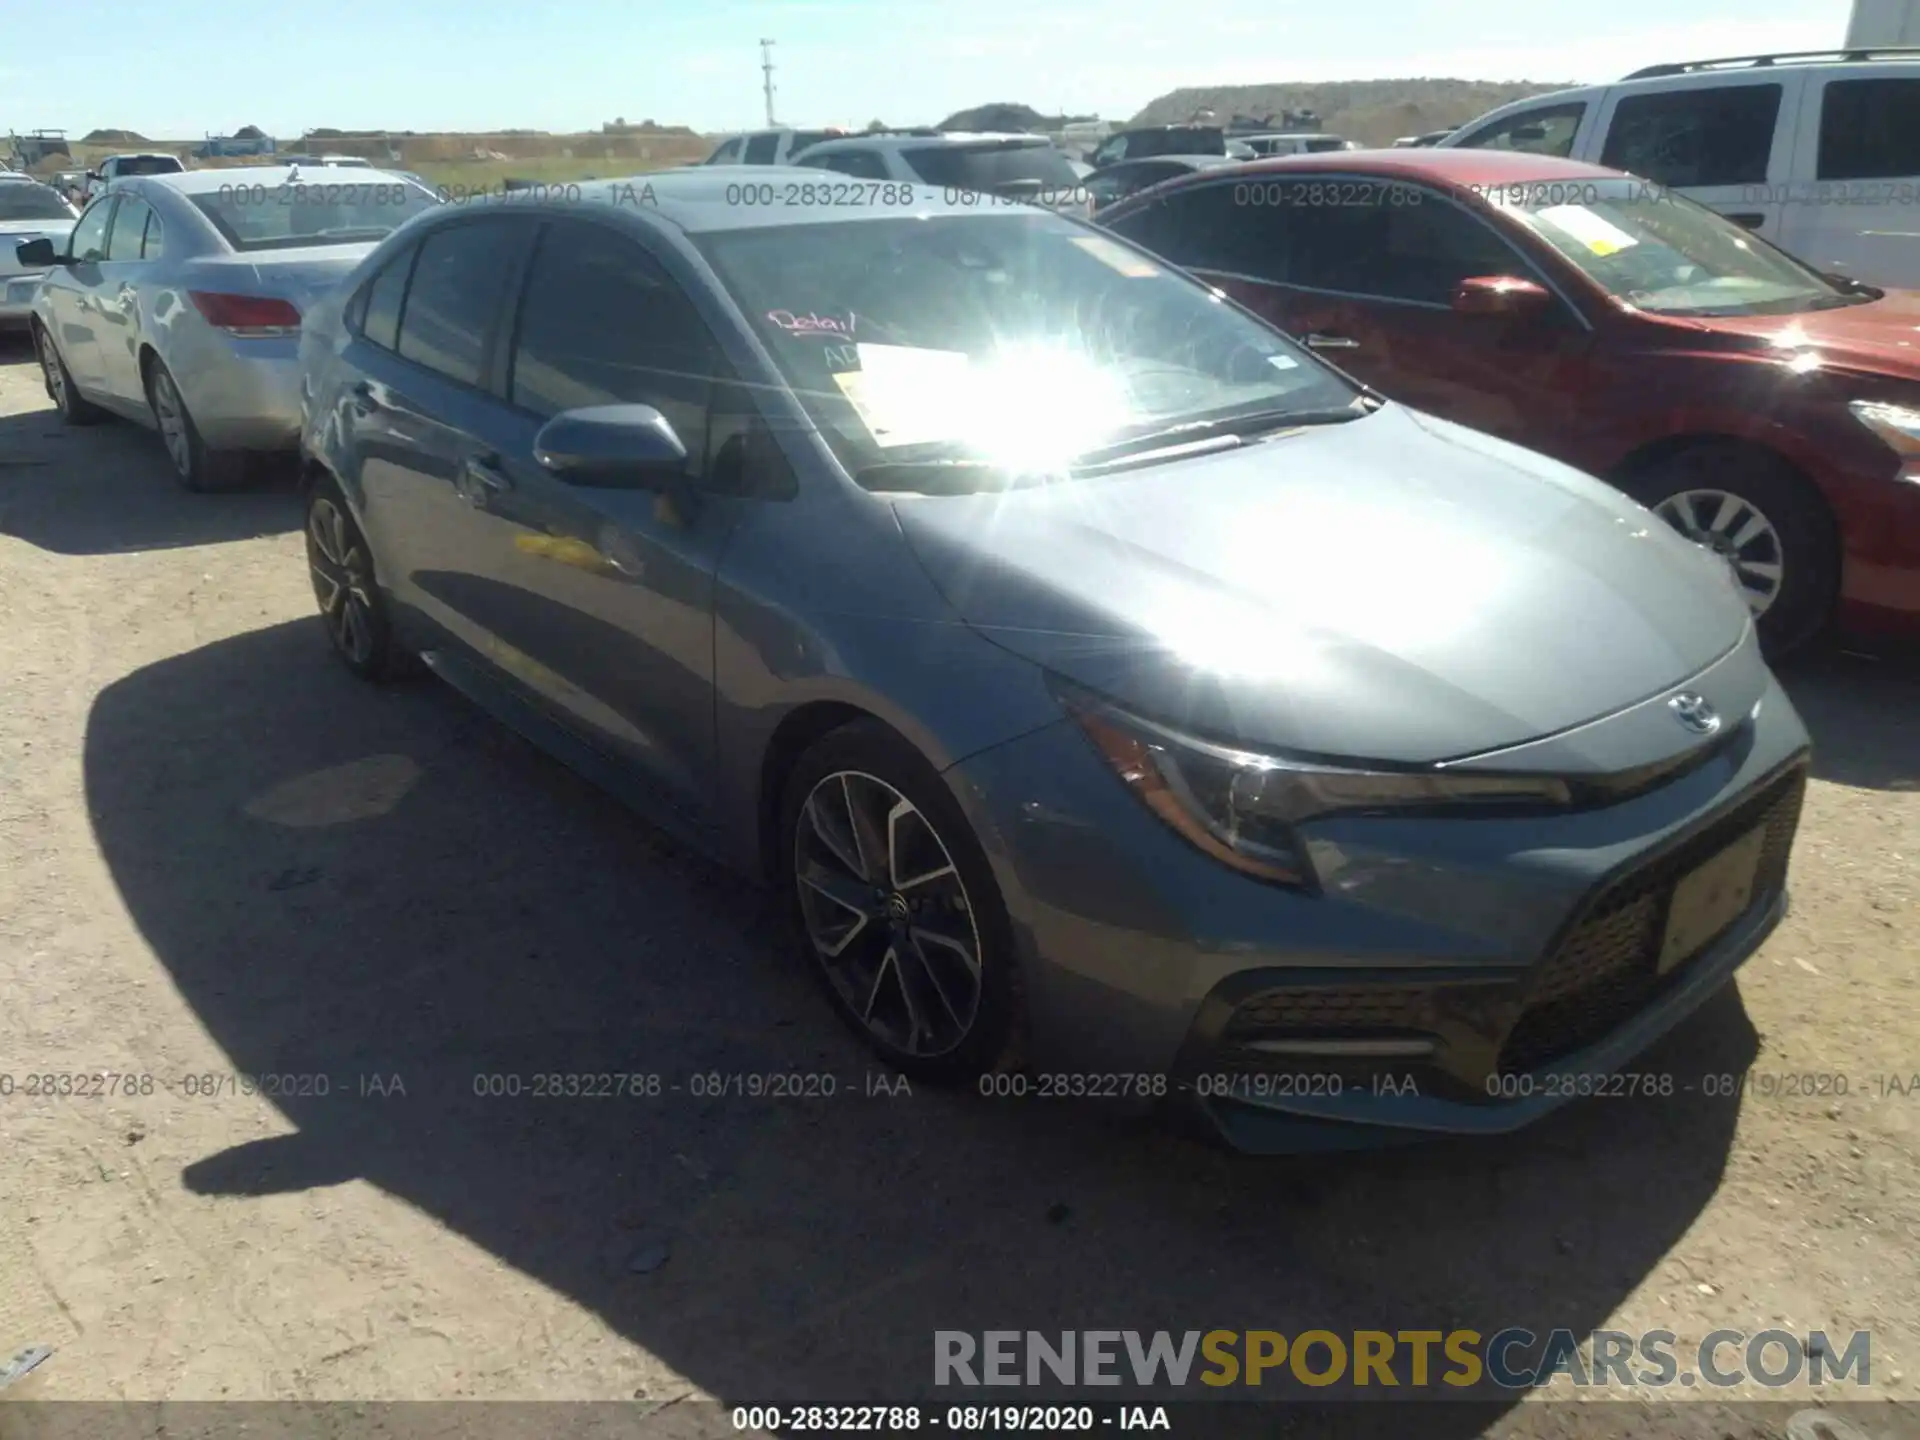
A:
1657;825;1767;974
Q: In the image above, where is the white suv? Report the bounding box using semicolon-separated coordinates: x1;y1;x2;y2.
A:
702;128;847;167
1440;48;1920;289
85;152;186;199
790;132;1092;218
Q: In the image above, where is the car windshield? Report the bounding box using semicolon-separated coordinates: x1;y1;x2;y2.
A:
0;183;75;221
692;211;1357;482
900;142;1081;192
1493;179;1850;316
189;179;439;252
116;157;184;176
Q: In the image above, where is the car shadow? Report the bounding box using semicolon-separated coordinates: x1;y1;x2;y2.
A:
83;617;1760;1422
0;378;303;557
1776;647;1920;792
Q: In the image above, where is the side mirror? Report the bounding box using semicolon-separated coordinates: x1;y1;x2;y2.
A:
533;404;688;487
86;170;102;183
14;237;60;269
1452;275;1552;319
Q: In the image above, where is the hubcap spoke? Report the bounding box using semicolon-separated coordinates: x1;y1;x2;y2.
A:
794;769;983;1058
1654;487;1785;618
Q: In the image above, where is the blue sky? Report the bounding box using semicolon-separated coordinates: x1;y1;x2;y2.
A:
4;0;1852;138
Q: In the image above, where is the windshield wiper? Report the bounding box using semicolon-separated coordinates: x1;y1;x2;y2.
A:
1071;396;1377;469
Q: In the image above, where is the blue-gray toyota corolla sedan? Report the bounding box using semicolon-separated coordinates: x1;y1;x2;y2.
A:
296;167;1809;1152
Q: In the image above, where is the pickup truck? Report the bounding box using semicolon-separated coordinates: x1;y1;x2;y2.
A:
85;152;186;199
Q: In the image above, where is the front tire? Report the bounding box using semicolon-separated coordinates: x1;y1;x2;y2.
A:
779;720;1025;1084
1621;443;1838;660
306;473;412;682
145;356;248;493
34;322;104;425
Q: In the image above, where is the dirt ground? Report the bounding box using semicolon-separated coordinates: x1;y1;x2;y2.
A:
0;332;1917;1439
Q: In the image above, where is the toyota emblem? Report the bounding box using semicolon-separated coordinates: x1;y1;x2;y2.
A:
1668;692;1721;736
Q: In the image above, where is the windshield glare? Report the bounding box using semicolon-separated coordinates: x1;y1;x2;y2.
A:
189;179;438;252
1495;181;1843;316
694;212;1354;479
0;183;76;222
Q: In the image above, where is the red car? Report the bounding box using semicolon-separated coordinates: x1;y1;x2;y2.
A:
1099;149;1920;656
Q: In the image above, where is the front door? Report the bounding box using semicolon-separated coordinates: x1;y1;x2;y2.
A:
46;195;116;393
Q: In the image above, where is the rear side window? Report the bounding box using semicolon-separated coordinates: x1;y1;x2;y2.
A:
107;196;153;261
1104;183;1272;277
1818;78;1920;180
1600;84;1780;187
810;149;890;180
1455;102;1588;157
355;245;416;351
706;138;744;164
396;221;522;387
788;130;834;154
743;133;780;163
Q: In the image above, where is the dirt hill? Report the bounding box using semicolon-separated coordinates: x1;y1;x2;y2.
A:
1130;78;1576;145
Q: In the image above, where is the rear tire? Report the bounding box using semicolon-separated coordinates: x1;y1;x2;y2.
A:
1619;443;1837;660
306;472;415;682
778;720;1025;1084
145;356;249;493
34;322;104;425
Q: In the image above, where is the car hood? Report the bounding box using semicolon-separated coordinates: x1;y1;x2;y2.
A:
1687;289;1920;383
891;404;1751;764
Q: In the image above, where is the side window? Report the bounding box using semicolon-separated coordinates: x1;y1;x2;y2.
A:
508;221;724;484
742;133;780;164
1288;188;1525;305
1104;183;1282;281
141;206;165;260
395;221;522;386
107;197;153;261
707;138;744;165
1095;136;1128;165
353;245;416;351
68;198;114;262
818;149;889;180
1454;102;1588;157
1600;84;1780;187
1818;78;1920;181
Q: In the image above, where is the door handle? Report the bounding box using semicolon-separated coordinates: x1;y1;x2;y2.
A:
348;380;382;416
457;455;512;505
1726;212;1765;231
1304;332;1358;350
114;287;137;312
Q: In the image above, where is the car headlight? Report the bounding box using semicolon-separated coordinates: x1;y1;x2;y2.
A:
1056;682;1572;890
1849;399;1920;458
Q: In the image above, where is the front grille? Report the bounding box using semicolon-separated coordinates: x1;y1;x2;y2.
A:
1498;765;1806;1076
1225;985;1439;1039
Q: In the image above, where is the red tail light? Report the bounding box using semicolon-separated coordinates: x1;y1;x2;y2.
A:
188;291;301;335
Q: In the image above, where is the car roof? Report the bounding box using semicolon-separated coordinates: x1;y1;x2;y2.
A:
801;131;1046;152
104;152;183;162
1233;148;1620;185
136;164;405;194
428;165;1041;234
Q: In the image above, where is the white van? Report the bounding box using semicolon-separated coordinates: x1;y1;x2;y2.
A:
1439;48;1920;289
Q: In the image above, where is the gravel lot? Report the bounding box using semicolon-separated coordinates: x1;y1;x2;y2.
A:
1;333;1917;1438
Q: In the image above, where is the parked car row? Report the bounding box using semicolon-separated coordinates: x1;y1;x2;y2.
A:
10;55;1914;1150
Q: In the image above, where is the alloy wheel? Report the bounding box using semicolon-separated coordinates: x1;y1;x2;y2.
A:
793;770;983;1058
150;369;194;478
307;496;377;667
1652;488;1785;617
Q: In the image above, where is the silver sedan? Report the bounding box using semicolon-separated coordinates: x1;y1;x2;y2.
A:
21;165;438;490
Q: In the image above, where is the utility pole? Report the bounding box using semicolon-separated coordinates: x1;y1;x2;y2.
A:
760;39;778;127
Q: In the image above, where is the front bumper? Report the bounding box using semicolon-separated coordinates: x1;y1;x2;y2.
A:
944;670;1811;1151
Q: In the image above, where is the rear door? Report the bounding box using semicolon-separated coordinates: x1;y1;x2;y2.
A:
1590;73;1803;245
339;214;539;664
1784;67;1920;286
